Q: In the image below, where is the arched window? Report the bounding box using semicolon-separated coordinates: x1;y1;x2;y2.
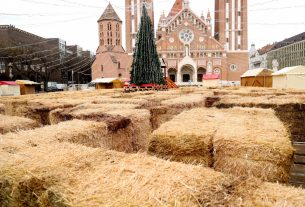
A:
101;24;103;31
116;23;120;31
107;22;112;30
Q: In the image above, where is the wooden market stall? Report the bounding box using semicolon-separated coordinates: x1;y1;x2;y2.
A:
241;68;273;87
15;80;39;95
91;78;123;89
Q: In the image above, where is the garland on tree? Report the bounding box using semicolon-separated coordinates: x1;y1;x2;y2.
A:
130;3;164;85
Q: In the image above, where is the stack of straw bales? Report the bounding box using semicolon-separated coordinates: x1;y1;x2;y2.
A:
50;106;151;152
149;94;211;129
213;108;294;182
0;120;108;151
149;107;294;182
1;141;304;206
0;114;40;134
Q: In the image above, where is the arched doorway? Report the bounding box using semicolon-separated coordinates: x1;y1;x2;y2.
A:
168;68;177;82
180;65;194;83
197;67;207;82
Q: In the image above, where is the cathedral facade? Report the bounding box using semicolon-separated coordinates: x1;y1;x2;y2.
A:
93;0;249;85
154;0;249;85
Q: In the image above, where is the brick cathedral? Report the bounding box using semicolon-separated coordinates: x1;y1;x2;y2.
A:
92;0;249;85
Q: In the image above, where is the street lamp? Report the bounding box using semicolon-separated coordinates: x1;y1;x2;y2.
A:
8;62;13;80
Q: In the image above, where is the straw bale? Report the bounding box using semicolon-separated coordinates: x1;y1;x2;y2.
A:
214;156;290;183
0;142;233;207
50;108;151;152
0;114;40;134
96;109;151;152
213;107;294;182
0;103;5;114
214;108;293;164
149;108;218;166
0;120;108;151
148;94;212;129
228;178;305;207
161;94;207;108
2;140;305;206
49;103;140;125
92;98;148;106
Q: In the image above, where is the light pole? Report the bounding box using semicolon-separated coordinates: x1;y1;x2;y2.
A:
8;62;13;80
72;69;74;88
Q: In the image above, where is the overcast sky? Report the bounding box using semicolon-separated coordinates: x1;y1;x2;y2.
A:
1;0;304;52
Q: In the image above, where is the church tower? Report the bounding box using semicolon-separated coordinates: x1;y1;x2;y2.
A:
215;0;248;51
98;3;122;48
125;0;154;54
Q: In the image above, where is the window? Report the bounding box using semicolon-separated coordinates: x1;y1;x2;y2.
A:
118;62;121;69
230;64;238;71
107;22;112;30
116;23;120;31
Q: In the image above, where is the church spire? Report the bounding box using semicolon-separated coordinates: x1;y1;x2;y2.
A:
207;9;211;24
98;3;122;22
168;0;183;17
183;0;189;8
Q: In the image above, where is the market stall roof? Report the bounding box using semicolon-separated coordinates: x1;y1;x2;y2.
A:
91;78;120;84
272;65;305;76
241;68;273;78
203;74;220;80
15;80;39;85
0;81;18;86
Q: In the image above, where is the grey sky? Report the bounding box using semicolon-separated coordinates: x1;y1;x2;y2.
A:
1;0;304;52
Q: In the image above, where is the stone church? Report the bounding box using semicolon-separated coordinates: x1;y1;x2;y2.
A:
92;0;249;85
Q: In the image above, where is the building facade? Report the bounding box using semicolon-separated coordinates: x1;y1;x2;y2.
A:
249;43;274;69
0;25;92;87
267;32;305;70
125;0;154;54
156;0;249;85
91;3;131;80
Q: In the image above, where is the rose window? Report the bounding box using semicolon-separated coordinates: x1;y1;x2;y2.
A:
179;29;194;43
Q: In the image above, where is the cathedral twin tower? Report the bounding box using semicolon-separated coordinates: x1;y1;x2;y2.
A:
92;0;249;85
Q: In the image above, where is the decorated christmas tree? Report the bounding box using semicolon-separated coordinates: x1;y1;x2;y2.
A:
130;3;164;85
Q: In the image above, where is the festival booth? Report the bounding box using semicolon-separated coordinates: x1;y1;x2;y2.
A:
272;65;305;90
0;81;20;96
241;68;273;87
202;74;221;87
15;80;39;95
91;78;123;89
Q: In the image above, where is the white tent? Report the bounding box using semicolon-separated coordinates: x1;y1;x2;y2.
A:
272;66;305;90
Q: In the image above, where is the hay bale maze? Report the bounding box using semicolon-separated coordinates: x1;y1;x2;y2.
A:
1;87;305;206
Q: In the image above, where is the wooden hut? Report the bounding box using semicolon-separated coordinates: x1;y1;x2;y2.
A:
241;68;273;87
91;78;122;89
16;80;39;95
272;65;305;90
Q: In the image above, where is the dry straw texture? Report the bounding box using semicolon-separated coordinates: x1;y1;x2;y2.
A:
49;107;151;152
149;108;218;166
1;141;304;207
0;103;5;114
0;142;233;207
0;120;108;152
213;108;294;182
149;107;294;182
0;114;40;134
